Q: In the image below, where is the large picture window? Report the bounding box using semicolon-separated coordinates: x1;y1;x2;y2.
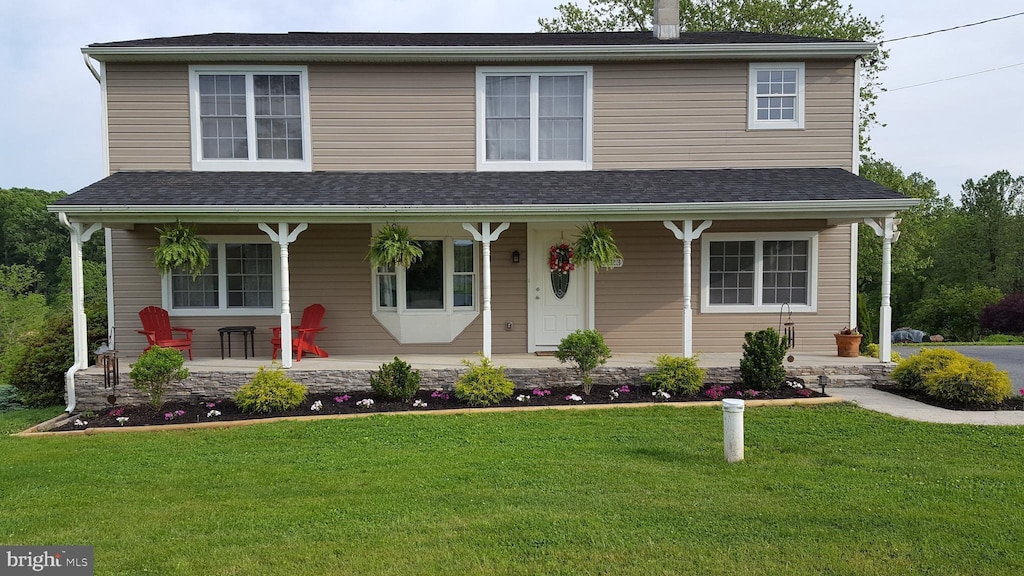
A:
164;237;280;315
190;66;311;171
701;233;817;313
476;67;592;171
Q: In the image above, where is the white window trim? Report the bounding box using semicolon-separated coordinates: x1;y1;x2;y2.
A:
701;232;818;314
475;66;593;171
188;65;313;172
161;235;282;317
747;62;805;131
370;224;481;344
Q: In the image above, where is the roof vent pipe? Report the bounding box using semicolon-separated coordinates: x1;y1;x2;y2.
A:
653;0;681;40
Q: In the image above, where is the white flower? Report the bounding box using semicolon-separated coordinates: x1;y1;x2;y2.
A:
206;410;221;418
310;400;323;412
566;394;583;402
609;390;619;399
653;390;671;399
413;399;427;407
515;394;528;402
116;416;129;426
73;419;88;427
356;399;374;408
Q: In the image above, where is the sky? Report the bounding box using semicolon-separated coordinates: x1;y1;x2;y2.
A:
0;0;1020;202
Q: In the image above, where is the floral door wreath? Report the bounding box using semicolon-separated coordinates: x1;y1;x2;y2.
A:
549;243;575;299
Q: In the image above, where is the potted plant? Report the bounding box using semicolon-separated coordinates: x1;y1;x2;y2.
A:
834;326;862;357
367;223;423;268
572;222;622;270
152;220;209;278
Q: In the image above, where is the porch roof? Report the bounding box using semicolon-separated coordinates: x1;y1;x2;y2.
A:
51;168;917;223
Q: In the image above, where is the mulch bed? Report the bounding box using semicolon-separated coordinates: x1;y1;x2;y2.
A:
873;385;1024;411
57;381;825;431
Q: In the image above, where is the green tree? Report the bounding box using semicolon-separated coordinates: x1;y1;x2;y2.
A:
538;0;887;146
956;171;1024;293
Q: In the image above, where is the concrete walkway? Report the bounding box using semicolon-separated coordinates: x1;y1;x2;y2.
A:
836;387;1024;426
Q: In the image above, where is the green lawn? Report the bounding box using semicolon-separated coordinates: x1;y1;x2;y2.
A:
2;404;1023;575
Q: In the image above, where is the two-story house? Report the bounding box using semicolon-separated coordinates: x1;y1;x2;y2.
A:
52;2;913;409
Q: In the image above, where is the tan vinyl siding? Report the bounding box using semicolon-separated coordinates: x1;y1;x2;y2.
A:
309;64;476;170
110;224;527;360
105;63;191;172
592;60;855;171
595;221;851;354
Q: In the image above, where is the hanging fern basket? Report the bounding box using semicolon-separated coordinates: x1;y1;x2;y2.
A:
367;224;424;269
152;220;210;278
572;223;622;271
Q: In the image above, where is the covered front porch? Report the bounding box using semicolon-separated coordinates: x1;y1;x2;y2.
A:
72;351;894;410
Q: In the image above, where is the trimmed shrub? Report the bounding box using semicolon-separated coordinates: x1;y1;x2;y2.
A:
235;365;307;414
554;329;611;395
0;385;24;413
908;285;1002;342
922;356;1012;405
980;293;1024;335
740;328;788;390
128;345;189;408
455;354;514;407
370;357;422;402
864;343;903;363
890;348;962;392
9;312;106;407
644;354;705;394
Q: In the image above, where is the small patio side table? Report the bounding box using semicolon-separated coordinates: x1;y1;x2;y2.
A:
218;326;256;359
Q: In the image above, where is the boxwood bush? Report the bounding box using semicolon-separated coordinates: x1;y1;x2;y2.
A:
370;357;421;402
235;365;307;413
128;345;189;408
644;354;705;394
554;329;611;395
455;354;514;407
739;328;788;390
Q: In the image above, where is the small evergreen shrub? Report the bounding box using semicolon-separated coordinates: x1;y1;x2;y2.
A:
922;356;1012;405
455;354;514;407
370;357;422;402
554;329;612;395
9;312;106;407
128;345;189;408
235;365;307;414
0;385;24;413
739;328;788;391
644;354;705;394
890;348;962;392
980;293;1024;335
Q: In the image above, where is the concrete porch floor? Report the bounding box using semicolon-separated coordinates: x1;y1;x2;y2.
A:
86;351;887;374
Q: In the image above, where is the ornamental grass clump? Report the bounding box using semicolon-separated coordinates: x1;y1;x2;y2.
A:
455;354;514;407
739;328;788;391
370;357;422;402
128;345;189;408
555;329;611;395
644;354;705;395
235;365;307;414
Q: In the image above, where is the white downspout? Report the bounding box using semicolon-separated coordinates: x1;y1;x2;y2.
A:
59;213;102;413
259;222;308;368
463;222;510;359
664;219;713;357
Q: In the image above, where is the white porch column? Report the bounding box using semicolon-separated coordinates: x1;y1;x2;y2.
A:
663;219;713;357
259;222;308;368
58;213;102;412
864;217;900;363
463;221;510;359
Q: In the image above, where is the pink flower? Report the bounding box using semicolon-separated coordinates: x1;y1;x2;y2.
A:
617;385;630;393
334;395;351;403
797;389;812;397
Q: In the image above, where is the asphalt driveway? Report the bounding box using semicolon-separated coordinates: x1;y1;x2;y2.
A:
895;345;1024;394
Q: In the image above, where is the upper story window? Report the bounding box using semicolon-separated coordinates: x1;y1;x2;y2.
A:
189;66;312;171
163;236;281;316
701;232;817;313
748;63;805;130
476;67;593;171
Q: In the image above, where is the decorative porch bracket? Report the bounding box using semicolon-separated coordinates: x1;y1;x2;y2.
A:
864;217;901;364
259;222;309;368
663;219;713;357
58;212;103;412
462;222;511;359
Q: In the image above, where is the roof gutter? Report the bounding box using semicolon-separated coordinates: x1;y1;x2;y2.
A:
82;53;101;83
81;41;876;63
49;197;919;222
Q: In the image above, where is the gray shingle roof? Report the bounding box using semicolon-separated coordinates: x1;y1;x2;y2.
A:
88;31;854;49
56;168;906;207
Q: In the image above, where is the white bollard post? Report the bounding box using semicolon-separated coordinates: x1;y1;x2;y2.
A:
722;398;745;463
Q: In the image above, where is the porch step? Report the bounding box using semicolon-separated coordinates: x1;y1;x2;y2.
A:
824;374;873;388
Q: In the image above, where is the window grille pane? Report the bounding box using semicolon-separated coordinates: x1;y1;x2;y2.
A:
485;76;531;161
453;274;474;307
198;75;248;159
254;74;303;160
171;244;219;308
708;241;755;306
454;240;474;272
755;68;797;124
406;240;444;309
539;75;584;161
226;243;273;308
377;273;397;308
762;240;809;305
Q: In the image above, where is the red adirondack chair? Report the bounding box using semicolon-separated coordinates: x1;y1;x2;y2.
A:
271;304;328;361
137;306;195;360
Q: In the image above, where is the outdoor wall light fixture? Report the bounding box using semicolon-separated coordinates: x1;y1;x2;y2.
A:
512;250;520;264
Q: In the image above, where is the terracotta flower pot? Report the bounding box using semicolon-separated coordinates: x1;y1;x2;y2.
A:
835;333;862;357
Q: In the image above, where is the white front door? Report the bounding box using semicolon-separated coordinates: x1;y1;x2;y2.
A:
530;226;589;349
